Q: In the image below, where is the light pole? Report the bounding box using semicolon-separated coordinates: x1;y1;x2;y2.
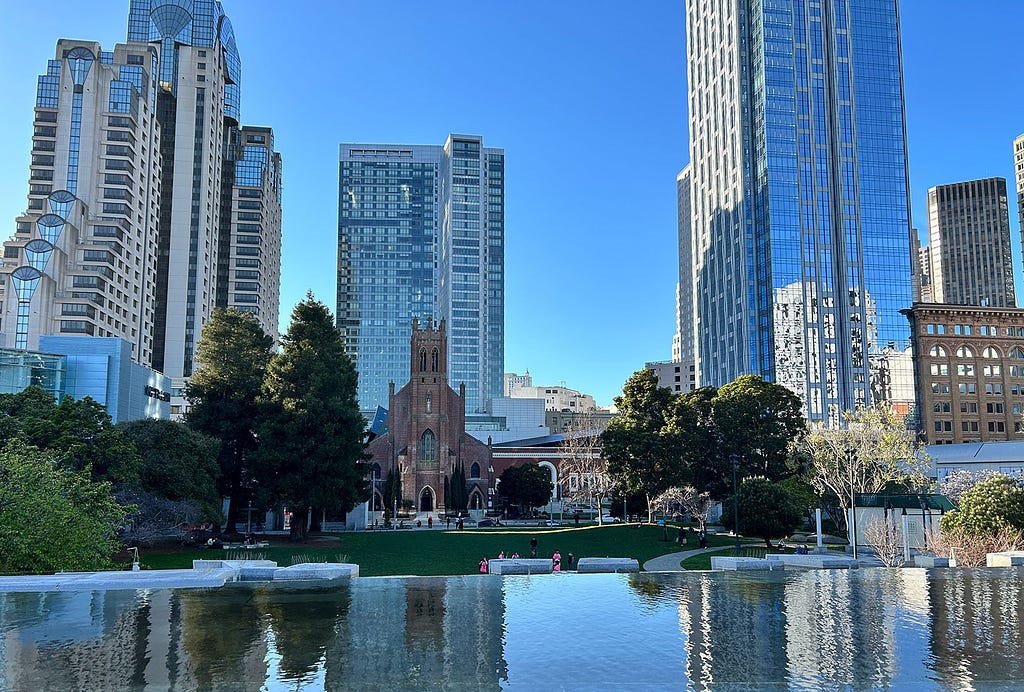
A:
846;447;858;560
731;453;740;556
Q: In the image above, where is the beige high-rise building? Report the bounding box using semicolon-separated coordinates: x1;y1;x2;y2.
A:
927;178;1015;307
0;40;162;362
217;125;283;340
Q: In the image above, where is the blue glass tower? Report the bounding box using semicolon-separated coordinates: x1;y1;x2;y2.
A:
686;0;913;425
338;135;505;416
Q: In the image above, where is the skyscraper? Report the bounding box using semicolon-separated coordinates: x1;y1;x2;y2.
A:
927;178;1015;307
673;165;693;365
127;1;282;389
0;40;162;361
337;134;504;415
685;0;913;424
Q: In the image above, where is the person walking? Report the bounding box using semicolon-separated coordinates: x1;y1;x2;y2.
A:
428;515;433;529
530;536;538;558
566;552;575;570
678;525;687;545
698;530;707;549
552;550;562;572
446;515;451;529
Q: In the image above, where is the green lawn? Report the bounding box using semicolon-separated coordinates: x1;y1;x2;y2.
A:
134;524;732;576
679;544;846;570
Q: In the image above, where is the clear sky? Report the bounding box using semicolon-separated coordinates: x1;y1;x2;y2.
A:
1;1;1022;407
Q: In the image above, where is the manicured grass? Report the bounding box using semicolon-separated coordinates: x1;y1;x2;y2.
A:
679;544;846;570
133;524;729;576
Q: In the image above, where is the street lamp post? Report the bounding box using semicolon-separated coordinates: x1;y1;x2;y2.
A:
731;454;740;556
846;447;858;560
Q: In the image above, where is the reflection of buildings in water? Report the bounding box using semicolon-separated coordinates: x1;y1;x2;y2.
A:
929;571;1024;688
333;577;506;690
676;574;789;687
676;572;936;689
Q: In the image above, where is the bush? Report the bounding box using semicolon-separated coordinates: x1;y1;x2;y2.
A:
940;474;1024;537
723;476;802;547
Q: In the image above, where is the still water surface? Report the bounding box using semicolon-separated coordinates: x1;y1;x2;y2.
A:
1;569;1023;691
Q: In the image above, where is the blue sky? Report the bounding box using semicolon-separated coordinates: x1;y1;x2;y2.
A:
1;1;1022;407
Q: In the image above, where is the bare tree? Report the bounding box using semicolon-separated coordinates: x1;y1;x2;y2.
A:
923;526;1024;567
803;404;931;530
652;486;713;531
559;411;614;524
861;518;905;567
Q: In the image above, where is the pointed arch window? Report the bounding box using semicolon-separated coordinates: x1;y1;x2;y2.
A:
431;348;439;372
419;348;427;372
470;462;481;479
420;429;436;463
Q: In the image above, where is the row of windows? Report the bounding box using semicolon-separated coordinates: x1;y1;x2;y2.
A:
929;345;1024;359
926;324;1024;337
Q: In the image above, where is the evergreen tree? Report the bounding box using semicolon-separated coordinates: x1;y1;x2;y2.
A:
255;294;369;541
186;308;275;532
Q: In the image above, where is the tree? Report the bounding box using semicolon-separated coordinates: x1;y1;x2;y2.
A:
0;441;129;573
559;410;615;523
940;474;1024;537
731;476;802;548
603;370;686;522
0;386;141;484
940;469;998;507
712;375;806;484
447;463;468;514
497;464;553;514
118;419;222;520
803;404;930;530
383;469;401;521
652;486;713;531
186;308;275;532
255;295;369;541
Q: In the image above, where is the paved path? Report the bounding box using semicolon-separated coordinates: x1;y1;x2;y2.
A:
643;547;722;572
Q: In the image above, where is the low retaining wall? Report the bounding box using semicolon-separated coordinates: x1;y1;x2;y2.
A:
986;551;1024;567
575;558;639;573
488;559;552;575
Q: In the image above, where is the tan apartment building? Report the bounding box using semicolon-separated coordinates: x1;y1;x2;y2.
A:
903;303;1024;444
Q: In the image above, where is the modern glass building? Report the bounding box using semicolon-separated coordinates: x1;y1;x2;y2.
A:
338;135;504;415
685;0;913;425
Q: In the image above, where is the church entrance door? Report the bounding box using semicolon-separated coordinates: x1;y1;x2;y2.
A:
419;488;434;512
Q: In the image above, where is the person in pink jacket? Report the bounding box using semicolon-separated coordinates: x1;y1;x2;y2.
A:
552;550;562;571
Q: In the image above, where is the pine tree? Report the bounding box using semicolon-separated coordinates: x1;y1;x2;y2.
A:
255;294;369;541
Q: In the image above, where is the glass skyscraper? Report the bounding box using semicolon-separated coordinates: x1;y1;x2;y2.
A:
338;135;504;415
685;0;913;425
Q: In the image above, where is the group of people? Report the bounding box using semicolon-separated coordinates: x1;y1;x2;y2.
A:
479;546;575;573
677;526;708;549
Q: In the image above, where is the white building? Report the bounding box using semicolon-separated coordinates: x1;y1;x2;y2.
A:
511;384;596;413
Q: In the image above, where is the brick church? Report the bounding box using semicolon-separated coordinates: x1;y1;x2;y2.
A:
366;319;492;515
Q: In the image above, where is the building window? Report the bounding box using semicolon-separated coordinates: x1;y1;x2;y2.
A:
420;430;436;463
470;462;481;479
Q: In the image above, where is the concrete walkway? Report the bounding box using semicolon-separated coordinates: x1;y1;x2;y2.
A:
643;547;721;572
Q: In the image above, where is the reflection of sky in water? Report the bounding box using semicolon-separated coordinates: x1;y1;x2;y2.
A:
1;570;1024;690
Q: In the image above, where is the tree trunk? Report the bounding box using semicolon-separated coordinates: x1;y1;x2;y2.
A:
646;493;654;524
289;506;309;542
309;507;322;533
223;446;245;534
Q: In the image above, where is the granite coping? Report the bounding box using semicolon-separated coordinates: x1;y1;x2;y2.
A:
986;551;1024;567
575;558;639;573
488;559;553;575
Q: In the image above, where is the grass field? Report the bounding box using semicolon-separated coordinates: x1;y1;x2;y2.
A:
132;524;744;576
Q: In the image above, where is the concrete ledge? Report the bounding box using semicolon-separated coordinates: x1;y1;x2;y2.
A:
488;559;552;575
767;554;859;569
273;563;359;580
986;551;1024;567
711;557;779;571
575;558;639;573
914;556;950;568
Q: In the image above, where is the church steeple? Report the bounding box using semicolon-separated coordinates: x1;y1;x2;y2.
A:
410;317;447;382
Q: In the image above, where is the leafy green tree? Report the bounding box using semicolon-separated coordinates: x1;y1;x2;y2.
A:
603;369;687;521
0;441;129;573
255;295;369;541
941;474;1024;537
497;464;553;514
713;375;806;483
186;308;275;532
118;419;222;520
803;404;931;530
0;386;140;484
727;476;802;548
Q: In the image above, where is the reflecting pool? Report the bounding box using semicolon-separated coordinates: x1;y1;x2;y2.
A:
2;569;1023;690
